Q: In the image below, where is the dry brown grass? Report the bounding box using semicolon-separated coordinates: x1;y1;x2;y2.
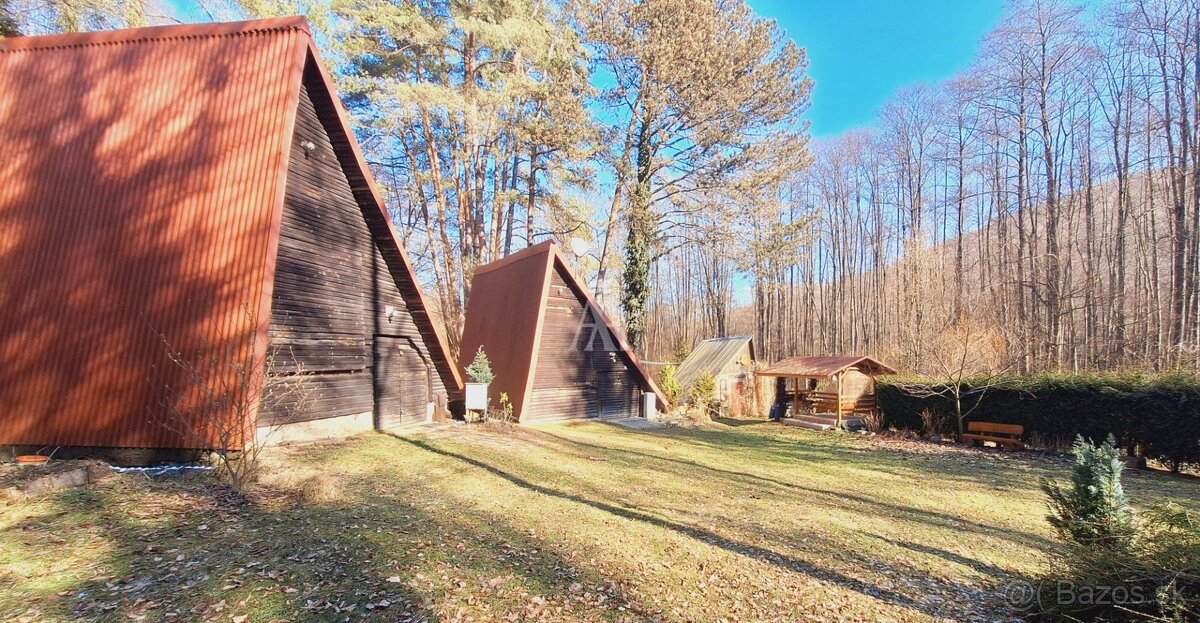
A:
6;422;1200;622
258;471;342;505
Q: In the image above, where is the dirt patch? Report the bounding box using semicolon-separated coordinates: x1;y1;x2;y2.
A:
1;459;112;500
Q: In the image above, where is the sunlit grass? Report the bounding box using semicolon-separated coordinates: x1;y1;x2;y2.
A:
3;420;1199;622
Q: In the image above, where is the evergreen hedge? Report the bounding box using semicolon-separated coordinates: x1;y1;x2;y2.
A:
876;374;1200;468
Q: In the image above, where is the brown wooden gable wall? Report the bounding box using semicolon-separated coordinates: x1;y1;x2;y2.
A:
299;56;460;399
525;264;644;423
261;63;446;428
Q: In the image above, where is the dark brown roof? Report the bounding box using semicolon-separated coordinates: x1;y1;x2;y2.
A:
0;18;459;450
757;356;897;379
459;241;667;421
674;336;754;389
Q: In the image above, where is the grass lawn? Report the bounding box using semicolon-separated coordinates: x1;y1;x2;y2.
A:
4;420;1200;622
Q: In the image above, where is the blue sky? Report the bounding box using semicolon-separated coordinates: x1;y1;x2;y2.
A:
747;0;1005;137
162;0;1004;139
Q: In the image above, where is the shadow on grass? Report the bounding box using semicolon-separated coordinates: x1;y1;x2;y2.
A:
400;436;973;617
531;427;1058;552
624;423;1035;496
865;534;1013;579
7;470;654;623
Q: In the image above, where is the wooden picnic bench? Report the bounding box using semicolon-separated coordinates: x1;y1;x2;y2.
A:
960;421;1025;450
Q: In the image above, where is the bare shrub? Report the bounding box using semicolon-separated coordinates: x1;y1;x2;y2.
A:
1027;431;1073;453
895;313;1011;439
262;471;342;505
683;405;713;425
485;392;517;423
727;385;747;419
477;420;519;435
147;307;312;492
919;408;946;439
861;408;883;433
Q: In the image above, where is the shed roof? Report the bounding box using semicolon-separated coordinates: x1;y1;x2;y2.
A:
757;356;897;379
674;336;754;389
459;241;667;421
0;18;460;450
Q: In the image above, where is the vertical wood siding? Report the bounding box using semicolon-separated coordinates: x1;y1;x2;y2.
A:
261;66;446;428
525;266;643;423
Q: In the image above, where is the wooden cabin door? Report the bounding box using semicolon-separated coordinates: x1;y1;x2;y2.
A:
594;351;637;419
373;336;431;429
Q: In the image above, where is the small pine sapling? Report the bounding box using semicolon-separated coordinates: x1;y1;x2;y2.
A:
1041;434;1135;549
465;346;495;385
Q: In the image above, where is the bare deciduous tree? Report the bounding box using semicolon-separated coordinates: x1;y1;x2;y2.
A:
893;314;1011;439
147;309;312;492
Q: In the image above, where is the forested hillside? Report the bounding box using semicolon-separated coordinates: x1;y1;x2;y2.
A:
645;0;1200;375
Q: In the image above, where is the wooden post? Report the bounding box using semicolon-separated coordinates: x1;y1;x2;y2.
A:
870;374;878;422
792;376;799;418
835;373;843;428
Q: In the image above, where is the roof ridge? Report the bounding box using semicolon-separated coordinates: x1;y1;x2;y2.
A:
472;240;556;277
0;16;310;53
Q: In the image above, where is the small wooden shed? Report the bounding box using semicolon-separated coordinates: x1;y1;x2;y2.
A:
675;336;755;400
459;241;668;424
756;356;896;429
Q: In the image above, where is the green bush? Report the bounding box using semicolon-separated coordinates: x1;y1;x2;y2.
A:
691;373;718;415
658;363;682;403
877;373;1200;468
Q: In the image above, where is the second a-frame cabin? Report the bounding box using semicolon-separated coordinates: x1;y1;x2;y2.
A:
0;18;461;454
459;242;667;424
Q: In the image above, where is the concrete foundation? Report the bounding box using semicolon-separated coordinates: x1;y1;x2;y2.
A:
258;411;375;446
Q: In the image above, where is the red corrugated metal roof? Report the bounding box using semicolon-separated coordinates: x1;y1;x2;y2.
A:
459;242;667;422
0;18;460;450
757;356;897;379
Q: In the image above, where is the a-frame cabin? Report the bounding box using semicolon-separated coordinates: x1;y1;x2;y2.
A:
459;242;667;424
0;18;461;454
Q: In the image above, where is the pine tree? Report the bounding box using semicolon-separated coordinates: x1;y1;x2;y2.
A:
1042;434;1135;548
577;0;812;351
0;0;18;37
334;0;597;354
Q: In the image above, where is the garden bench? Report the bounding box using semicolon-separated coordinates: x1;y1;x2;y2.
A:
960;421;1025;450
